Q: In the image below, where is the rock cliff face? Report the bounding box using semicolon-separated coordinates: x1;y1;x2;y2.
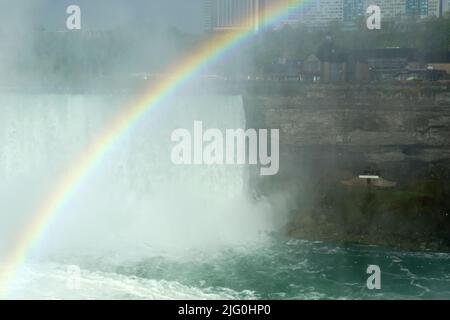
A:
244;85;450;180
243;84;450;251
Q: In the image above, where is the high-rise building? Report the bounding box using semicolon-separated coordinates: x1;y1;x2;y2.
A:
406;0;429;17
404;0;441;17
427;0;441;17
444;0;450;15
266;0;444;30
279;0;344;27
204;0;265;32
269;0;304;26
364;0;407;19
343;0;365;22
204;0;214;31
286;0;303;24
438;0;448;15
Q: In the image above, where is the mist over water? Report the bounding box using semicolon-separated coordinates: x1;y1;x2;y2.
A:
1;93;446;300
0;93;301;300
0;1;448;301
0;94;281;264
1;93;449;300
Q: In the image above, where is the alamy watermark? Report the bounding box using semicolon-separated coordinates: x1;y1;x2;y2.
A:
64;4;382;31
366;5;381;30
171;121;279;176
66;5;81;30
366;265;381;290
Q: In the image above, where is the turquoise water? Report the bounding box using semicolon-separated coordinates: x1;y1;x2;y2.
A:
113;238;450;300
2;94;449;300
13;237;445;300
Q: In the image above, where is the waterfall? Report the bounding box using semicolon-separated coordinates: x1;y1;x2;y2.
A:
0;93;275;260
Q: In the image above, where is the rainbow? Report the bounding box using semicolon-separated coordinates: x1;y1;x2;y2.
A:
0;0;310;296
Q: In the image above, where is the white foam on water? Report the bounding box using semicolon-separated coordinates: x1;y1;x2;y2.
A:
7;262;257;300
0;93;284;298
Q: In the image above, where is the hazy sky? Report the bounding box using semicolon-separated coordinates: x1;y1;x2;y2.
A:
0;0;205;33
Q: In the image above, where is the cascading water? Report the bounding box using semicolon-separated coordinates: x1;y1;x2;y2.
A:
1;93;449;300
0;93;279;298
0;92;281;249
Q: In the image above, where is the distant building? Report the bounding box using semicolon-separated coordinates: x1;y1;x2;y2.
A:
428;0;441;16
265;0;302;28
366;48;418;80
286;0;304;25
364;0;407;19
405;0;441;17
343;0;365;22
265;0;445;30
440;0;450;15
259;45;448;83
428;63;450;75
264;57;303;80
204;0;266;32
397;65;448;80
405;0;429;17
363;0;441;19
270;0;344;28
297;0;344;27
204;0;213;31
316;33;348;82
303;54;322;82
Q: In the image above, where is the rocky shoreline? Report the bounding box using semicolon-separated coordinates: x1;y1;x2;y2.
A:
245;83;450;253
283;175;450;253
287;220;450;253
